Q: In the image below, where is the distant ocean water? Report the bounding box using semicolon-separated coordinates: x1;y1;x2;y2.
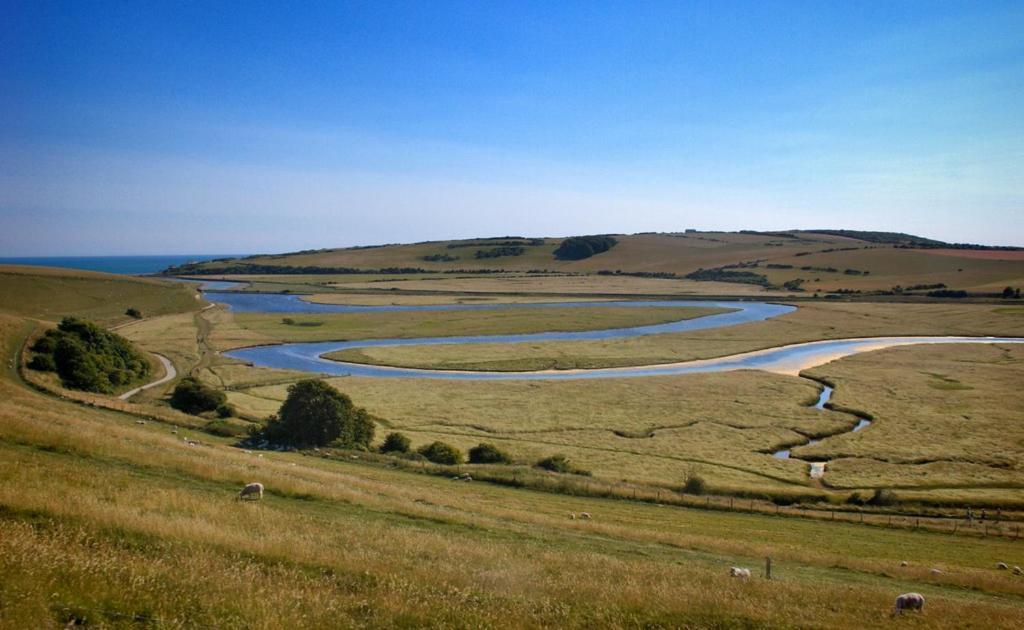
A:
0;255;240;275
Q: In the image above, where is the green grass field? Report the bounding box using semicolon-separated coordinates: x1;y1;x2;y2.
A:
216;305;727;345
3;312;1024;627
175;231;1024;295
4;264;1024;626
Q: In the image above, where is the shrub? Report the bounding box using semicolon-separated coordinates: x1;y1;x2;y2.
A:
846;492;867;506
27;354;56;372
468;442;512;464
553;235;618;260
380;432;411;454
216;403;235;418
260;379;374;448
35;317;151;393
417;441;463;465
170;377;227;415
868;488;897;506
125;307;142;319
683;472;707;495
535;454;591;476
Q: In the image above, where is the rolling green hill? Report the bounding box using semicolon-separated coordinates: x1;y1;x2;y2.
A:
164;231;1024;295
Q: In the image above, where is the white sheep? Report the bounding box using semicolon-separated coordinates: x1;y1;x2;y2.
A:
1014;566;1023;576
729;567;751;579
996;562;1008;570
579;512;591;520
899;560;909;567
238;482;264;501
892;592;924;615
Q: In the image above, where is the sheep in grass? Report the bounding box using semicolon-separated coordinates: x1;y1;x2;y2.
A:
997;562;1008;570
1014;566;1024;576
579;512;591;520
899;561;909;568
892;592;924;615
729;567;751;579
237;482;264;501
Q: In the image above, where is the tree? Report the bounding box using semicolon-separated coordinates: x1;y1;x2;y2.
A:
170;377;227;415
535;454;590;475
468;442;512;464
417;441;463;465
125;307;143;319
682;469;706;495
1003;287;1015;299
380;432;411;454
262;379;374;448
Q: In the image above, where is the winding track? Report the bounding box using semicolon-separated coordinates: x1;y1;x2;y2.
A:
119;353;176;400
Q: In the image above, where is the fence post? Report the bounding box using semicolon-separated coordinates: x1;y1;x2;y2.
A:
765;557;772;580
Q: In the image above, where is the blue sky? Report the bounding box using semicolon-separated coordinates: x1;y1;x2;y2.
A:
1;1;1022;255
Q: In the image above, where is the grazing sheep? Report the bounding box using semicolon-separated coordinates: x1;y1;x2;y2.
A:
569;512;576;520
997;562;1009;570
579;512;591;520
1014;566;1023;576
899;561;909;567
930;568;942;576
238;482;264;501
135;420;146;425
892;592;924;615
729;567;752;579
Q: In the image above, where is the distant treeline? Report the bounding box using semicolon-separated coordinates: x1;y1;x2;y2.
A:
474;246;525;259
447;239;544;249
684;267;771;287
597;270;679;279
554;235;618;260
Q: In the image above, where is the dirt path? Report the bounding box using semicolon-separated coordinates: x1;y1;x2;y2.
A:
119;353;176;400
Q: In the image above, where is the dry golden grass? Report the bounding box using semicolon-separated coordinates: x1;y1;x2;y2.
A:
803;343;1024;492
4;304;1024;627
224;305;726;344
0;264;201;325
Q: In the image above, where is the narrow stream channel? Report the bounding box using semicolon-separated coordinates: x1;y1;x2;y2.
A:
772;383;872;479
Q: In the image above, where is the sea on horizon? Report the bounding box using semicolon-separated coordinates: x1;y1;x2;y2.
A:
0;255;241;275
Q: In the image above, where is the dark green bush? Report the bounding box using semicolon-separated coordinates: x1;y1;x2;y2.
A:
535;454;591;476
683;473;707;495
125;307;142;319
868;488;897;506
216;403;235;418
417;441;463;465
260;379;374;448
170;377;227;415
27;354;56;372
553;235;618;260
33;317;151;393
468;442;512;464
380;432;411;454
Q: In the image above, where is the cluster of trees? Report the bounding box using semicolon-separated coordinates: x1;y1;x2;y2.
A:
377;433;591;474
473;246;525;259
553;235;618;260
170;377;232;417
446;238;544;249
257;380;374;449
685;267;771;287
27;317;150;393
1003;287;1021;299
421;253;459;262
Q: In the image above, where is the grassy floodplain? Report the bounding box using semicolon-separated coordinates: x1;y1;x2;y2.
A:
323;300;1024;371
4;264;1024;626
3;310;1024;626
223;305;728;344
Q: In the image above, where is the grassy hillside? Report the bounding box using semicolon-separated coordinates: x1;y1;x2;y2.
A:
3;313;1024;627
0;265;202;325
165;231;1024;295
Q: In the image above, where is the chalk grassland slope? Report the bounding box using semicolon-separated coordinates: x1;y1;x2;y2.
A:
323;301;1024;371
2;317;1024;627
226;344;1024;504
175;231;1024;293
803;343;1024;492
218;305;727;345
0;264;202;326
